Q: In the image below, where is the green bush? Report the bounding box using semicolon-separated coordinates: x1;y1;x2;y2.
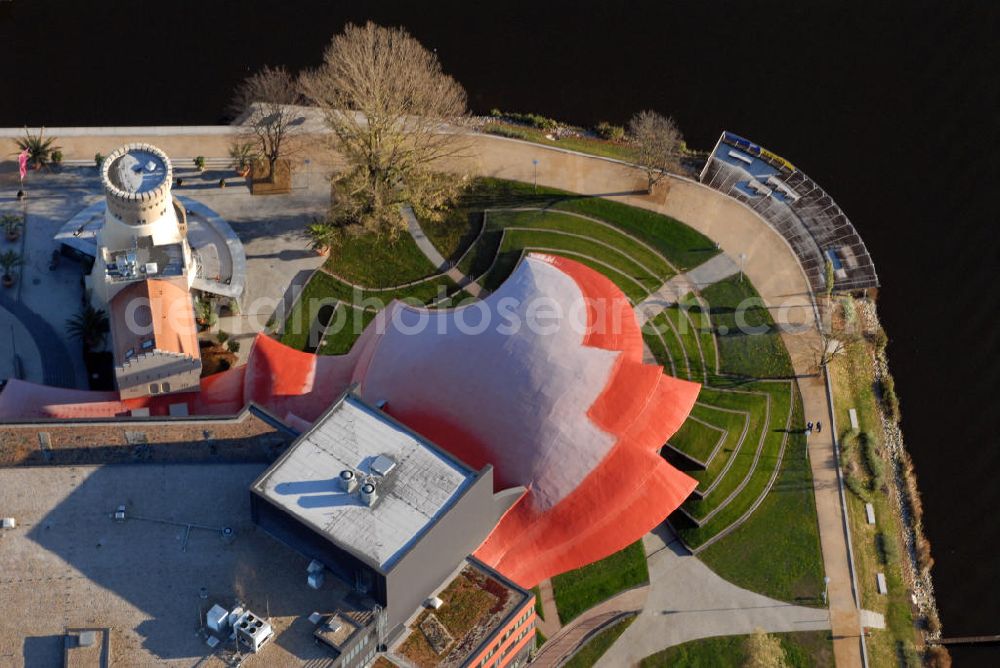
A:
94;152;104;169
859;432;885;491
496;110;561;130
194;156;206;170
902;641;921;668
845;471;868;501
594;121;625;141
880;374;900;422
51;149;63;164
216;330;230;344
227;339;241;353
839;429;858;464
873;326;889;353
877;531;899;565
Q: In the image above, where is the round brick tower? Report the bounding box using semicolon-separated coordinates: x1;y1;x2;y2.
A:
89;143;194;307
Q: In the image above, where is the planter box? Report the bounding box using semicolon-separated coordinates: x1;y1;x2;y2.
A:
248;158;292;195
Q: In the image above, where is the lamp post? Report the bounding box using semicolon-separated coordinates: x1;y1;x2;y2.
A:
738;252;747;283
822;576;831;605
532;159;539;191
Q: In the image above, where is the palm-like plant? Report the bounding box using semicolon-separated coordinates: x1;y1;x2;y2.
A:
0;250;24;287
66;305;110;350
16;127;61;171
2;214;23;241
228;140;257;176
194;298;217;330
305;218;343;255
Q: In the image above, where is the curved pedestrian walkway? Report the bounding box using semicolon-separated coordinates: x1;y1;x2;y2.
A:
403;205;484;298
532;586;648;668
595;525;829;667
0;293;76;388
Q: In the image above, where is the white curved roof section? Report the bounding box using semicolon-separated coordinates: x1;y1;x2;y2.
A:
358;256;619;511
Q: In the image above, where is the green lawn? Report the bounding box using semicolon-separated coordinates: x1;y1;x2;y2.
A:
683;404;750;494
443;178;718;273
551;541;648;624
697;395;825;604
324;229;438;287
686;384;792;525
562;616;635;668
497;228;654;301
643;314;690;379
701;276;794;378
420;209;484;264
489;209;676;279
665;417;725;466
654;303;706;381
680;293;719;377
679;388;770;522
640;631;834;668
279;270;459;353
317;305;376;355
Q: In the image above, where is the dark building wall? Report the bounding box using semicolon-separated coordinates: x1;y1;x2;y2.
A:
384;467;511;631
250;493;387;604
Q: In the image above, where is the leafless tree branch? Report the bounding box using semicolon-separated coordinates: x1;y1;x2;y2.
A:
301;22;470;237
628;110;684;192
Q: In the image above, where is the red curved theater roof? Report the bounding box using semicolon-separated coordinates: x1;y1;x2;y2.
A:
0;254;699;587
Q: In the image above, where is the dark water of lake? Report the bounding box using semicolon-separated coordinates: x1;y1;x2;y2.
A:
2;0;998;663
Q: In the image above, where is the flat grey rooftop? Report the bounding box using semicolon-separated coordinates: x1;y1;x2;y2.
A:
253;395;476;571
0;463;359;667
107;148;168;194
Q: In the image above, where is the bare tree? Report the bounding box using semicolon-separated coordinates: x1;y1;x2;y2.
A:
628;110;684;192
230;65;303;180
301;22;469;238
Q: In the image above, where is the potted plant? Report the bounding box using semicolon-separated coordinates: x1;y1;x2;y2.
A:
228;141;256;177
16;127;61;171
94;152;104;170
306;218;342;256
3;214;23;242
219;178;227;189
194;298;217;331
227;339;241;353
51;149;63;168
0;250;23;288
194;156;206;172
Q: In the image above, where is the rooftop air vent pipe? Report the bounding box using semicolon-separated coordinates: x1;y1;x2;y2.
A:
339;470;357;493
360;482;377;507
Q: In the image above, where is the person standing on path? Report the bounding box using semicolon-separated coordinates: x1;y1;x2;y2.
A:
816;421;822;433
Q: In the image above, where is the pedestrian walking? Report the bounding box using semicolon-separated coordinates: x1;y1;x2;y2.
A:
806;421;814;434
816;421;822;433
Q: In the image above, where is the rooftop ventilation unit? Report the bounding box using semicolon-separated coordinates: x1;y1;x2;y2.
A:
235;610;273;653
371;455;396;477
360;482;377;507
339;469;357;493
144;262;158;275
206;604;229;633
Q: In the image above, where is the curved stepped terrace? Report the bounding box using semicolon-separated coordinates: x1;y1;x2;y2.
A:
278;179;817;558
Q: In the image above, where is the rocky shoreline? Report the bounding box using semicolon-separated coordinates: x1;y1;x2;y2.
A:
858;299;943;646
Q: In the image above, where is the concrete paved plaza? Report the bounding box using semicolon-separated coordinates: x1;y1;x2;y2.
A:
0;463;357;667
